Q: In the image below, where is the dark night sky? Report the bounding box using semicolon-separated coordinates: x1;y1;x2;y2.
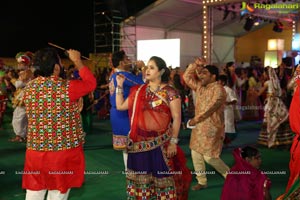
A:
0;0;155;58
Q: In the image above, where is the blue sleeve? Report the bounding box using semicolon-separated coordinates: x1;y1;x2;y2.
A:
123;72;144;87
109;72;144;107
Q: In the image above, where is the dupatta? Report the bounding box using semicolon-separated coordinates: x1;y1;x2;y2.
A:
127;84;172;143
221;148;271;200
265;67;289;147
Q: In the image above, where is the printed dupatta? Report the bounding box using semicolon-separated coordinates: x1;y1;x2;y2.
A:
265;67;289;147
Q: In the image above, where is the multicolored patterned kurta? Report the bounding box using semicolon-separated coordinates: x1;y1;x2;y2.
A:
22;66;96;193
183;64;226;158
24;76;83;151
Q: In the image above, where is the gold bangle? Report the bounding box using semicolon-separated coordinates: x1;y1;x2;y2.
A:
116;88;123;94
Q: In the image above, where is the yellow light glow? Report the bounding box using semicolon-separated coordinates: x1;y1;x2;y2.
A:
264;51;283;68
267;39;284;51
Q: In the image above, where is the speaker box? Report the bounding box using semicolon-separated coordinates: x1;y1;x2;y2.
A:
243;17;254;31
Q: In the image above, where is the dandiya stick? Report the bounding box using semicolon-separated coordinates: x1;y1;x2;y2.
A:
86;91;109;111
115;72;142;85
48;42;91;61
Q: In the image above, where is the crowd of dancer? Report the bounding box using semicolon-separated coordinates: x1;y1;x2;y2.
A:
0;48;300;199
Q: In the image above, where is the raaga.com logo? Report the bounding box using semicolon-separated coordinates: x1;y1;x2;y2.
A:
240;1;299;15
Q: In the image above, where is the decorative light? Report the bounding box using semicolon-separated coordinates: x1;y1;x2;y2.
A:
264;51;283;68
267;39;285;51
292;21;296;39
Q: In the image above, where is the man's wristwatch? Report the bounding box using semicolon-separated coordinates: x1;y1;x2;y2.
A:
170;137;179;144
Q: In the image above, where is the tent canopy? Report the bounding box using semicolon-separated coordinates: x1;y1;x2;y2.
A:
133;0;297;37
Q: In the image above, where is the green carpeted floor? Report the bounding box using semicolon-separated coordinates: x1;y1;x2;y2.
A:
0;107;291;200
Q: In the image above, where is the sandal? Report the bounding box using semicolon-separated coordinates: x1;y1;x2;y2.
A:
9;136;25;143
191;184;207;191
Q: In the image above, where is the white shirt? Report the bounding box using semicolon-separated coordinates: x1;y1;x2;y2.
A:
224;85;237;133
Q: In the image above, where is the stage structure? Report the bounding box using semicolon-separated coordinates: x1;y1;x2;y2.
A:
201;0;298;63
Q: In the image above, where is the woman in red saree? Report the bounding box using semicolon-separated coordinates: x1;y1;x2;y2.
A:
221;146;271;200
116;56;191;199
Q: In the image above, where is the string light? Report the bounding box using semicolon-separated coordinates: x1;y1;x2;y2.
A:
201;0;294;62
202;3;209;59
292;21;296;39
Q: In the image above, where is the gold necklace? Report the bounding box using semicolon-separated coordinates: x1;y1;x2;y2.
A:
146;84;162;109
148;84;160;93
